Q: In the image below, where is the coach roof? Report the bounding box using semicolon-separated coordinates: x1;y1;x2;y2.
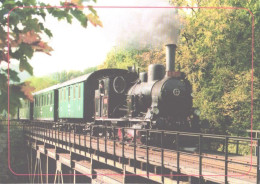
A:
57;73;92;89
33;73;93;95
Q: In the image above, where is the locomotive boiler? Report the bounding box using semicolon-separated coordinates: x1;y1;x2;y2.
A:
125;44;193;131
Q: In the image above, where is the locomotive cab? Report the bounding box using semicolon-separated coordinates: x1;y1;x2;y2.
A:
95;71;138;119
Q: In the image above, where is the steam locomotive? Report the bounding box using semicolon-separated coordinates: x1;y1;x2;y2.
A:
18;44;199;143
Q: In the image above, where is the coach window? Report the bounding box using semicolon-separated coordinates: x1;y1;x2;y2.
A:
75;85;77;99
68;87;70;102
63;88;66;101
59;90;61;102
78;84;81;99
73;86;76;99
51;93;53;104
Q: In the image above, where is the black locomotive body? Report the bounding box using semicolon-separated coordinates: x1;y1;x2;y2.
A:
93;44;197;134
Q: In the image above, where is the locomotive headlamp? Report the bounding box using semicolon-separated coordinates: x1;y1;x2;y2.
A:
173;88;181;96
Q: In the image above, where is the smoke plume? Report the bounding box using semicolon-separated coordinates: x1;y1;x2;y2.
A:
96;0;181;49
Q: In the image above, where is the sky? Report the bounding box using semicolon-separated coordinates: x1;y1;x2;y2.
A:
7;0;181;77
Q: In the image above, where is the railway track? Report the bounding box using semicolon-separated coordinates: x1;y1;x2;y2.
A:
23;125;257;183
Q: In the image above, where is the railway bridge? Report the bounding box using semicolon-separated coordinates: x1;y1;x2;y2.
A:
6;121;260;184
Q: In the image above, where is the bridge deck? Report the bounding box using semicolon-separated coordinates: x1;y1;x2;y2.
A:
23;124;257;184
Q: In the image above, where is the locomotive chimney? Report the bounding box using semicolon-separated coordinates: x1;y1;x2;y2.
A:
165;44;177;77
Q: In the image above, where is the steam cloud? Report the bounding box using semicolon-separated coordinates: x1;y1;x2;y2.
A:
96;0;181;49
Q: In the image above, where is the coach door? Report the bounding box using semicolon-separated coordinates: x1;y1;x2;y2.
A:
95;79;109;118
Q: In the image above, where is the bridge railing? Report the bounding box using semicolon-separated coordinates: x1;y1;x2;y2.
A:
21;121;258;184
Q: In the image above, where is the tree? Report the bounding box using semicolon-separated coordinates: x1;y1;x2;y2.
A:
26;76;58;92
172;0;260;135
0;0;102;115
99;45;167;72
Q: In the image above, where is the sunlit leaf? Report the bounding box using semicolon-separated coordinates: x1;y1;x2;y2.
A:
86;13;103;27
32;41;53;55
18;30;40;45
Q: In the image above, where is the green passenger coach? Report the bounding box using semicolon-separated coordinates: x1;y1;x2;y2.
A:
18;70;118;123
57;74;93;121
58;82;84;118
33;85;58;121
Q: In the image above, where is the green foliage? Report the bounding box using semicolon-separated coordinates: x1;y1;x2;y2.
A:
172;0;260;135
0;0;101;115
217;141;251;156
83;66;97;74
99;47;138;70
50;66;97;83
26;76;58;92
99;46;165;72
